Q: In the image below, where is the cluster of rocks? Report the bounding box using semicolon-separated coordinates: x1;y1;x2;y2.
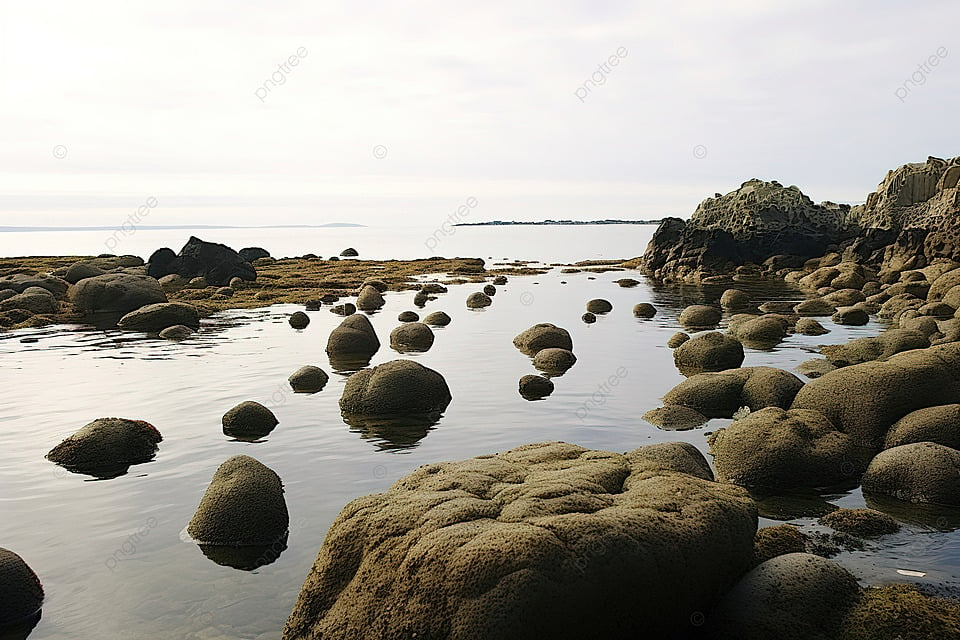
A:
513;323;575;400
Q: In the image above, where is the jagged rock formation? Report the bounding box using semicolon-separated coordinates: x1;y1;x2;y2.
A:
644;179;846;281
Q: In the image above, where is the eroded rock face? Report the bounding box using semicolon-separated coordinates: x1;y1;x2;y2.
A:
46;418;162;477
844;156;960;270
187;455;289;546
643;180;845;281
282;441;757;640
0;548;44;629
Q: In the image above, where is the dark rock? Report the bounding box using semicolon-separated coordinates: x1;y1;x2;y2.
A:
465;292;492;308
340;248;358;257
483;284;496;296
159;324;196;340
222;401;278;440
632;303;656;318
118;302;200;332
513;323;573;355
330;303;356;316
861;442;960;506
581;312;596;324
46;418;162;477
389;322;435;353
289;311;310;329
339;360;451;418
667;332;690;348
288;366;329;393
519;374;554;399
326;314;380;359
148;237;257;286
398;311;419;322
753;525;809;565
239;247;270;262
818;508;900;538
422;311;451;327
0;548;44;629
586;299;612;314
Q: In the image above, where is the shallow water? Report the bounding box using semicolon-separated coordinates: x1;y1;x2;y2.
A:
2;265;959;639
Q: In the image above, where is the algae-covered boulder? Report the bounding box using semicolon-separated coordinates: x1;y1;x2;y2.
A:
117;302;200;332
832;305;870;326
397;310;419;323
791;342;960;451
513;323;573;355
282;441;757;640
667;332;689;348
838;584;960;640
326;314;380;358
339;359;451;418
795;317;829;335
752;525;809;565
46;417;162;477
861;442;960;506
726;314;788;349
678;304;722;329
288;366;329;393
422;311;451;327
389;322;435;353
632;303;656;318
642;405;709;430
466;291;492;308
820;329;929;367
71;273;167;316
663;366;804;418
673;331;744;375
532;348;577;374
356;285;385;311
884;404;960;450
817;508;900;538
0;547;44;629
187;455;289;546
519;374;554;399
708;407;859;492
0;273;69;298
711;553;861;640
221;401;278;440
720;289;751;310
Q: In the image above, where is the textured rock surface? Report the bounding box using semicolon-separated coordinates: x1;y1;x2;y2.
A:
513;323;573;355
861;442;960;506
117;302;200;332
389;322;435;353
818;508;899;538
0;273;69;298
326;314;380;357
884;403;960;449
711;553;861;640
282;441;757;640
518;374;554;399
632;302;656;318
663;366;804;418
158;324;196;340
672;331;744;375
339;359;451;417
221;401;278;439
708;407;858;491
288;366;329;393
642;405;708;430
71;273;167;316
148;237;257;285
585;298;612;314
187;455;289;546
838;584;960;640
465;291;492;308
288;311;310;329
532;347;577;374
0;547;44;627
643;180;845;281
820;329;928;366
726;314;788;349
791;342;960;451
422;311;451;326
46;417;162;475
678;304;722;329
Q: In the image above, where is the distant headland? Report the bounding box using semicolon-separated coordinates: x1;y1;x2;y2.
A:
0;223;365;232
454;219;662;227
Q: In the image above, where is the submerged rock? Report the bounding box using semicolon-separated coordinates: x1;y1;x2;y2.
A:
642;405;708;430
187;455;289;546
46;418;162;477
159;324;196;340
817;508;900;538
282;441;756;640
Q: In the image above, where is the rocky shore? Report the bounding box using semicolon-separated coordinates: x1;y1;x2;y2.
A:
5;156;960;638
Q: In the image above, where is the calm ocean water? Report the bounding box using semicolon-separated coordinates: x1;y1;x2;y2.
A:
1;225;958;639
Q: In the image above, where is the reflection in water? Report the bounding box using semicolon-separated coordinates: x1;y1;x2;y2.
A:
48;461;145;480
754;491;841;521
341;412;442;451
864;494;960;532
196;533;289;571
327;354;374;375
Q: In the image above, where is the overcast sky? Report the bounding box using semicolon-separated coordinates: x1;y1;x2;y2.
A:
0;0;957;228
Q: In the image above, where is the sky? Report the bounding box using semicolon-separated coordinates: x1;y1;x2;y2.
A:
0;0;957;229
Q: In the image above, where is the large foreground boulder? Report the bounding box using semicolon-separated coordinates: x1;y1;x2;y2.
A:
861;442;960;506
147;236;256;285
282;441;757;640
708;408;860;492
339;360;451;418
117;302;200;332
46;418;162;477
0;548;44;629
71;273;167;316
187;455;289;546
791;342;960;451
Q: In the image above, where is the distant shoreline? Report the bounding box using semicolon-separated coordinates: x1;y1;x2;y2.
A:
454;219;662;226
0;224;365;232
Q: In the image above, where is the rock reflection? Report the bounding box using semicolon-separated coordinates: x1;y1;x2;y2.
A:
342;412;441;451
864;494;960;532
196;533;289;571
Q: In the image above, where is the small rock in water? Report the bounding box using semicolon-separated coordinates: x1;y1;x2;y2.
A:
667;332;690;348
288;366;329;393
159;324;196;340
422;311;451;327
398;311;419;323
222;401;278;440
532;348;577;374
0;547;44;628
615;278;640;288
519;374;554;399
289;311;310;329
586;299;613;314
340;247;359;257
582;312;596;324
331;303;357;316
633;303;656;318
642;405;708;430
466;292;492;308
483;284;496;296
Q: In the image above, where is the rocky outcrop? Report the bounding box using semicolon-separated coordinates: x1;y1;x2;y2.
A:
147;237;256;285
643;180;845;281
46;418;162;477
282;441;757;640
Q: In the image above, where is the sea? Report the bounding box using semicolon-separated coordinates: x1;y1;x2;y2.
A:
1;224;958;640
